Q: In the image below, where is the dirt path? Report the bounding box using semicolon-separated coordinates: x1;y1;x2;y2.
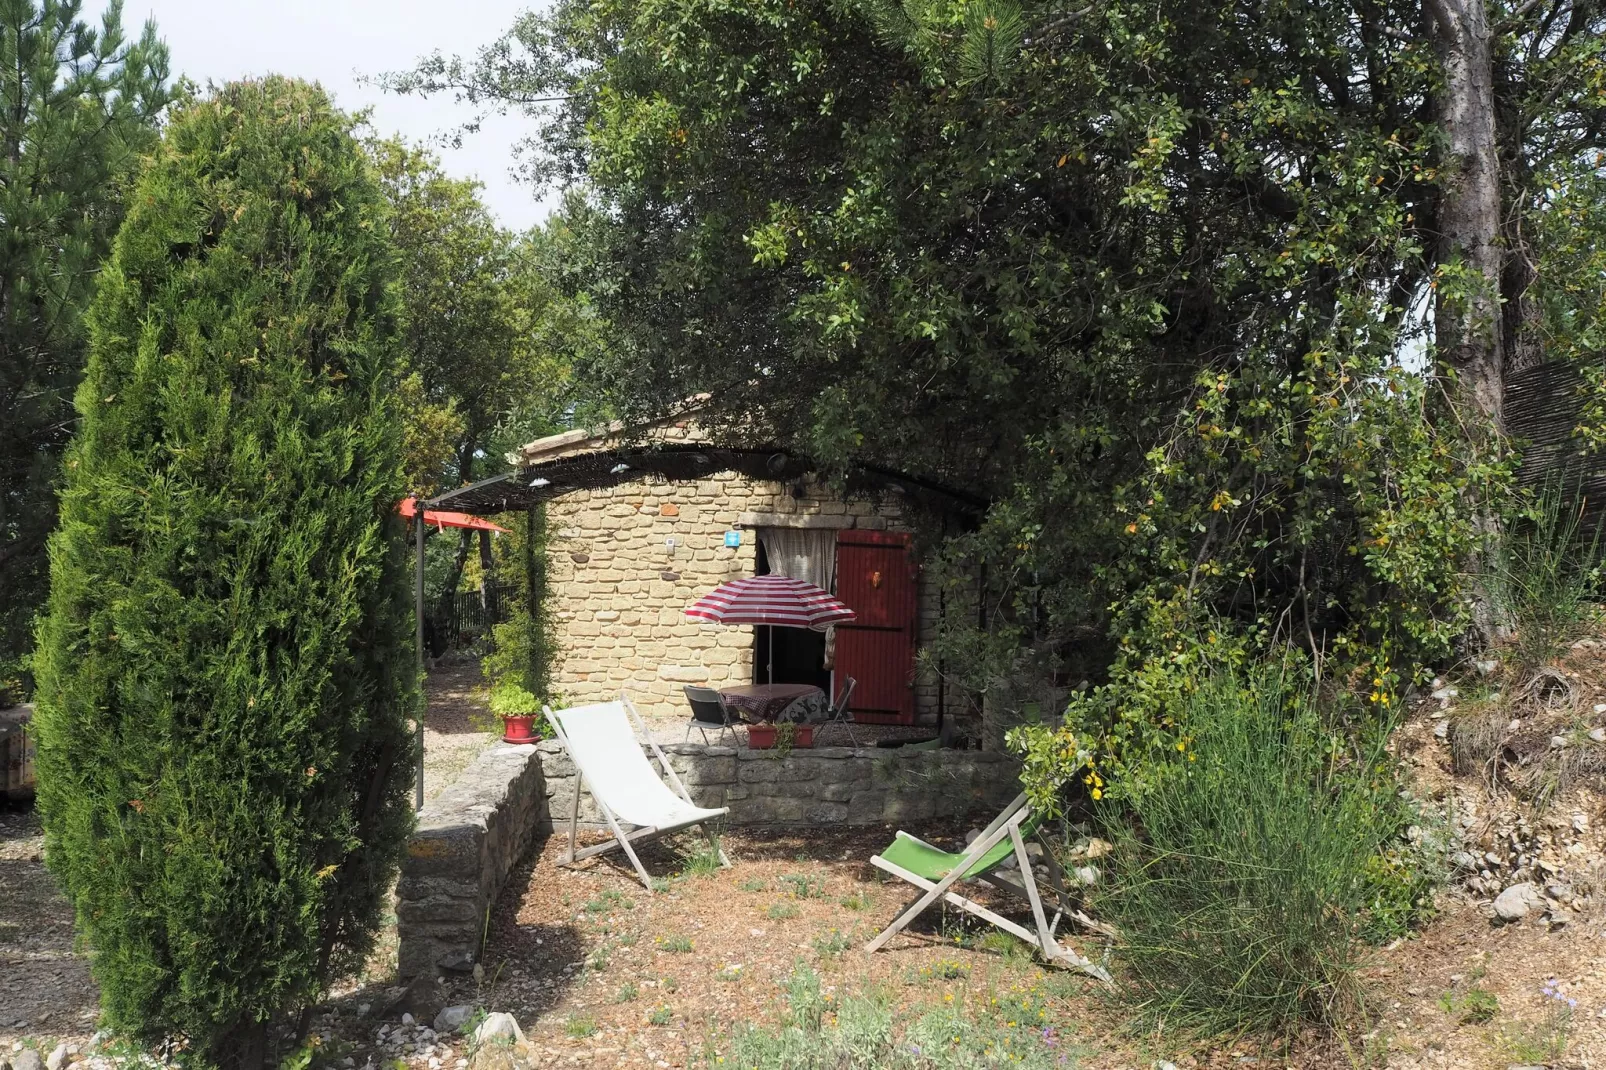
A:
422;658;495;803
0;806;98;1040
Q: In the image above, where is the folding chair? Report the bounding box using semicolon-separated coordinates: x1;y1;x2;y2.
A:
682;685;741;745
864;793;1110;980
814;675;858;746
545;695;731;891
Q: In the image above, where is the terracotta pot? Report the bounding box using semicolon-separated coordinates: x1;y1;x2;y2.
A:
501;715;540;745
747;723;814;750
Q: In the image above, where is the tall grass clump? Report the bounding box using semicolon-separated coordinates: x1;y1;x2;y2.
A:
1493;479;1603;676
1093;663;1403;1035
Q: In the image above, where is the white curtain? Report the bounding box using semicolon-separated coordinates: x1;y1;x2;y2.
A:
758;527;837;593
759;528;840;663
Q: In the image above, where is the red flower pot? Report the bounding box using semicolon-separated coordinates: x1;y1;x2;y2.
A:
747;723;814;750
501;715;540;745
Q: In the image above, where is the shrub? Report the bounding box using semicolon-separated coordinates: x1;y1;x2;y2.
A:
31;79;416;1069
1093;663;1407;1034
1493;479;1604;677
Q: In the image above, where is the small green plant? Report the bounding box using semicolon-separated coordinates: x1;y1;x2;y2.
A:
587;944;612;971
565;1015;598;1039
660;976;679;994
810;929;850;958
1497;981;1574;1063
976;930;1029;961
715;964;744;981
837;891;871;911
583;888;633;914
658;934;694;953
616;931;639;947
1437;986;1500;1025
678;836;725;879
722;963;1074;1067
615;983;639;1002
739;877;769;893
649;877;672;894
779;873;825;899
912;951;970;976
648;1006;673;1026
767;901;800;920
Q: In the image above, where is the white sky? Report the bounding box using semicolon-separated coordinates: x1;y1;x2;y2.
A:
106;0;555;230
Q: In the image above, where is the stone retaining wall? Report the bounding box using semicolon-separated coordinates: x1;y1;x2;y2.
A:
396;743;545;978
535;739;1020;829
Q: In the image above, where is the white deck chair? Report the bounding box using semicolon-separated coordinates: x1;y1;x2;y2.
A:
545;695;731;891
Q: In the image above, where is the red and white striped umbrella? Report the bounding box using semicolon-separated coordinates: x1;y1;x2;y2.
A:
685;574;857;630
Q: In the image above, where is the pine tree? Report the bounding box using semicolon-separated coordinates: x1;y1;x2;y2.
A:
32;78;417;1069
0;0;168;677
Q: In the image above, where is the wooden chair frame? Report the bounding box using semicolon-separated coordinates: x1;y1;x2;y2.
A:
545;694;731;892
864;793;1111;981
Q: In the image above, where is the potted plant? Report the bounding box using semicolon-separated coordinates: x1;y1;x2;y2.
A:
748;721;814;753
488;682;546;744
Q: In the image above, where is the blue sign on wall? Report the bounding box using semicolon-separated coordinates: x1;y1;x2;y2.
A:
724;530;742;548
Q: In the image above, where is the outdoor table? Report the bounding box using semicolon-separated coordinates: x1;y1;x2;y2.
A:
717;683;826;724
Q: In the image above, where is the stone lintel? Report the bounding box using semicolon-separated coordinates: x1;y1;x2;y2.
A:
735;512;856;530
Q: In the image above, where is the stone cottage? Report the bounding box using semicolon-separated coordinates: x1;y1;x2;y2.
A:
497;415;984;730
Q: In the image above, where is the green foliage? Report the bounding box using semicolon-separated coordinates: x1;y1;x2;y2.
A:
615;983;639;1003
647;1006;673;1026
677;835;724;879
564;1016;598;1039
658;934;694;953
387;0;1573;779
1492;479;1604;677
481;504;559;731
0;0;170;675
717;963;1079;1068
369;140;574;644
31;79;417;1068
810;929;851;958
1438;985;1500;1026
766;902;800;921
778;873;825;899
1091;663;1411;1034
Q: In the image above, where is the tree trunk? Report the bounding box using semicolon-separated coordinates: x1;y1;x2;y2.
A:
1426;0;1507;643
437;442;477;644
210;1019;268;1070
478;527;494;609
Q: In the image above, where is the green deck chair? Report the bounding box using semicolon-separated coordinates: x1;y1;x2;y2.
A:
865;793;1111;981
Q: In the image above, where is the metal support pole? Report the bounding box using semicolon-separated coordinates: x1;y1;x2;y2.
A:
415;504;426;811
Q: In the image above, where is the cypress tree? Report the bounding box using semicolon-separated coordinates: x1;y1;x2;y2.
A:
32;78;418;1069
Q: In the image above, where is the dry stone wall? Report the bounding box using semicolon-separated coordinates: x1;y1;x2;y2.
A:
534;739;1019;830
396;743;545;978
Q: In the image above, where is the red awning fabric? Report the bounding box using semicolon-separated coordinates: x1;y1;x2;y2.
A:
685;574;856;630
399;497;512;534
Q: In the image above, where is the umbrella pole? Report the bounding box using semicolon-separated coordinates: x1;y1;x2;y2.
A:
768;624;774;684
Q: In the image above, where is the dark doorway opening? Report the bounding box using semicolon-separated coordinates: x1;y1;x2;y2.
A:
752;540;831;690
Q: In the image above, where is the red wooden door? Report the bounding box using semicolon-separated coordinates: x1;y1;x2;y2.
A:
833;530;917;724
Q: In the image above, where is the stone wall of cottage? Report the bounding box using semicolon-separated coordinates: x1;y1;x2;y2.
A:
542;467;967;726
